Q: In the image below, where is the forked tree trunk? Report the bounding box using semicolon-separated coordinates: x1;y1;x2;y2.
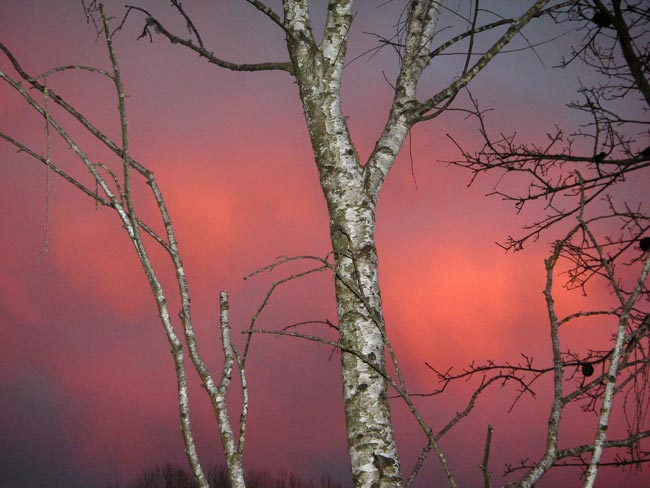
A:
281;1;545;485
287;35;403;488
283;2;418;485
307;106;402;487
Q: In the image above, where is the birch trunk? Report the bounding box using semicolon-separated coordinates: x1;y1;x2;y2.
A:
283;2;402;485
302;92;402;488
332;206;401;488
281;1;545;485
292;54;402;488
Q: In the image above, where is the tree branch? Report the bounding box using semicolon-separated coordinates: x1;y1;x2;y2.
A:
126;5;294;74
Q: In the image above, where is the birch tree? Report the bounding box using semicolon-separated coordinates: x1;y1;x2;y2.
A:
126;1;573;486
0;5;248;488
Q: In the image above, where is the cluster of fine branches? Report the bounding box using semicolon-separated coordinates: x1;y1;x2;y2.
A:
431;1;650;486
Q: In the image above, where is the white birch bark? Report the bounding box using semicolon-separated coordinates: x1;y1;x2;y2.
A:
282;2;440;486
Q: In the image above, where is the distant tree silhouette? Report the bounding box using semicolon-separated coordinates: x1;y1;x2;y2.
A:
134;464;196;488
105;464;346;488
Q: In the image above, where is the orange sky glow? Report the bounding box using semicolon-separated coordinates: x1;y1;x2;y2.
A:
0;2;647;488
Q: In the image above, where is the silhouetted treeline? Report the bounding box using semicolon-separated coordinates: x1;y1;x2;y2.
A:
106;463;347;488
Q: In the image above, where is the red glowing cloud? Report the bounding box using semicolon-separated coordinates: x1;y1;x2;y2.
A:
1;2;646;488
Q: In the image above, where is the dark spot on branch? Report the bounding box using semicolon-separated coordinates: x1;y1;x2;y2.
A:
639;236;650;252
591;11;612;28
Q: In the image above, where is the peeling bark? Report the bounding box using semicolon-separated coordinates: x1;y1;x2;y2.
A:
283;2;404;485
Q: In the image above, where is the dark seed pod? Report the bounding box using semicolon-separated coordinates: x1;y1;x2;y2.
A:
591;11;612;27
581;362;595;377
640;237;650;252
594;151;607;163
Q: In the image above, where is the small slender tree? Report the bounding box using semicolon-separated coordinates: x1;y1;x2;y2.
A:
0;5;248;488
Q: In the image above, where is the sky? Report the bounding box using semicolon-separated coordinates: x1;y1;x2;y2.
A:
0;1;648;487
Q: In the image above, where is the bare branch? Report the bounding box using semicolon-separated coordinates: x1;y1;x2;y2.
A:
481;425;494;488
126;5;293;74
416;1;558;121
243;0;289;34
